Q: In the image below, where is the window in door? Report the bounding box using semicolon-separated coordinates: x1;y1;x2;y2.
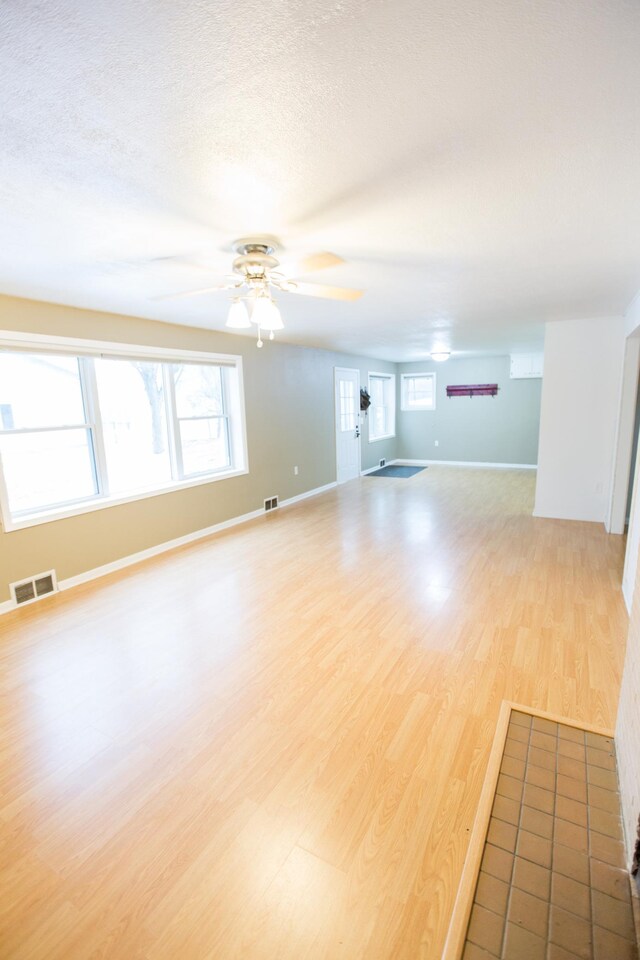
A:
339;377;357;432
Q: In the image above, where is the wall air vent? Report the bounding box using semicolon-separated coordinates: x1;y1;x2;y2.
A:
10;570;58;606
264;496;279;512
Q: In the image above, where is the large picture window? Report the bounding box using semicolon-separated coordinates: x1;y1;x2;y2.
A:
368;372;396;442
0;340;247;530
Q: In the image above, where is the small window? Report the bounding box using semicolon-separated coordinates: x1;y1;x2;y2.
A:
368;373;396;441
401;373;436;411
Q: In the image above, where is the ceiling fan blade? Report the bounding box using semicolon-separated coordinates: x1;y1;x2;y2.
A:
148;255;218;272
104;254;218;274
280;251;345;276
152;280;239;301
290;281;363;301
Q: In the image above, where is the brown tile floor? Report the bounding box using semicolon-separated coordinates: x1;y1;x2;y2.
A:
463;711;639;960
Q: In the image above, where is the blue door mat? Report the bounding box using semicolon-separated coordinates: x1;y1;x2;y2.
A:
367;465;426;478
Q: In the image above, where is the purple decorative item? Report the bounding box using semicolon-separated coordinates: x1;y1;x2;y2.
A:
446;383;499;398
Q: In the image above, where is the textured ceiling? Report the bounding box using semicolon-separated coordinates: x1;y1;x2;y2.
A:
0;0;639;360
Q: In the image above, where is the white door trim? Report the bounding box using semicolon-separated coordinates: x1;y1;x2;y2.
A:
607;337;640;535
622;433;640;612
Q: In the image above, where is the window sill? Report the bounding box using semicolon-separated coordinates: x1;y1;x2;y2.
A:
368;433;396;443
1;466;249;532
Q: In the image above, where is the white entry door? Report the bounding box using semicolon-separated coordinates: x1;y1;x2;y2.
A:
335;367;361;483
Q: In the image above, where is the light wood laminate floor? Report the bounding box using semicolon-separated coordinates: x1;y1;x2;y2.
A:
0;467;628;959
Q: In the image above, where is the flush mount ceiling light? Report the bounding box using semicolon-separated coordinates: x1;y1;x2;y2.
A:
154;236;363;347
430;351;451;362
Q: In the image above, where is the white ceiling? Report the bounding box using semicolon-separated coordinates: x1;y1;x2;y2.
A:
1;0;639;361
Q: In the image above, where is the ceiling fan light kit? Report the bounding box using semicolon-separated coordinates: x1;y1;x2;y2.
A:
225;299;251;329
157;236;363;348
250;295;284;331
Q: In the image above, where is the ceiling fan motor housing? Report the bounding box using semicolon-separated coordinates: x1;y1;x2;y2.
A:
232;250;280;281
232;237;282;281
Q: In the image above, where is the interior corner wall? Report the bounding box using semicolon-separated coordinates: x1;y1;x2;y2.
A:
534;316;626;524
0;294;397;604
396;355;542;465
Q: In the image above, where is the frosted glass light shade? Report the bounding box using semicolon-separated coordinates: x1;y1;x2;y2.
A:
430;351;451;362
226;300;251;328
251;296;284;331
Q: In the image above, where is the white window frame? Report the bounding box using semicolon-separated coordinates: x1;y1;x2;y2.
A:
368;372;396;442
400;372;437;411
165;363;232;480
0;331;249;532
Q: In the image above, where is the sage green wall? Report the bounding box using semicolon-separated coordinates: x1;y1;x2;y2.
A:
0;295;396;602
397;356;542;465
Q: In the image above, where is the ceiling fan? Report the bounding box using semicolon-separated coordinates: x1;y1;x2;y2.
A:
154;236;363;347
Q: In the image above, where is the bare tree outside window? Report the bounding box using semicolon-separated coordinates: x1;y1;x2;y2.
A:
131;362;165;454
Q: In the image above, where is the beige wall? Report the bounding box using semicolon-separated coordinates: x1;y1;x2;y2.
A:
0;295;396;602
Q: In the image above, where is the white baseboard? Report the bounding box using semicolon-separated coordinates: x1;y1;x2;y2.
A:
279;481;337;507
532;508;604;523
58;508;265;592
623;580;633;615
395;459;537;470
1;481;338;615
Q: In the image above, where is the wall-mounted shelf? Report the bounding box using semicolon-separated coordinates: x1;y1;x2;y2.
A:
446;383;499;398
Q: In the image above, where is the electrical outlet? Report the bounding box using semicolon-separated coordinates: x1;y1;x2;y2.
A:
434;440;439;447
294;465;299;475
